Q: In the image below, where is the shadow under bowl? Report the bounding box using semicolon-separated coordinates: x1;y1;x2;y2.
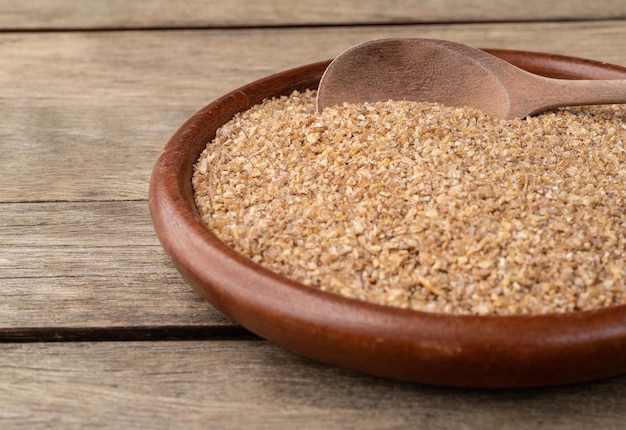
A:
149;49;626;388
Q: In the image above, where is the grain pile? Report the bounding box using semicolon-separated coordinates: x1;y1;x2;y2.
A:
192;89;626;315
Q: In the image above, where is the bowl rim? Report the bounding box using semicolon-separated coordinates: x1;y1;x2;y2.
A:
149;48;626;387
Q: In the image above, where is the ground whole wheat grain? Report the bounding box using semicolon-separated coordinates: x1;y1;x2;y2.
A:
192;89;626;316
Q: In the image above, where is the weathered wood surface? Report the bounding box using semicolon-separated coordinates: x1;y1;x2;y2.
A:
1;21;625;332
1;0;625;30
1;340;625;429
0;201;231;330
1;1;626;426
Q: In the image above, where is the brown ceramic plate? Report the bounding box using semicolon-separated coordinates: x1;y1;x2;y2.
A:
149;49;626;388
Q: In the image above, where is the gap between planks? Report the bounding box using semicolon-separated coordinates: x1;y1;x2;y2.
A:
0;324;258;343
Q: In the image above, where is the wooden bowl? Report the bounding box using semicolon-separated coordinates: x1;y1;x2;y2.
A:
150;49;626;388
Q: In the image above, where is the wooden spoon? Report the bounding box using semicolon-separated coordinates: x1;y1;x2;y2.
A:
316;38;626;118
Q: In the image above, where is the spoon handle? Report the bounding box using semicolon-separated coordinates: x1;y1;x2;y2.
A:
520;77;626;117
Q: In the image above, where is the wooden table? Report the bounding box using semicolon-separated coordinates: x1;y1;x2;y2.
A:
1;1;625;428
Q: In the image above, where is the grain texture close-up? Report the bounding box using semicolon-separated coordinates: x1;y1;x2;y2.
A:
193;90;626;316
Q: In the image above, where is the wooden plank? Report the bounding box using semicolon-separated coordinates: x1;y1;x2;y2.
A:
1;0;625;30
0;271;233;329
1;22;625;203
0;201;233;329
0;201;155;247
1;340;625;429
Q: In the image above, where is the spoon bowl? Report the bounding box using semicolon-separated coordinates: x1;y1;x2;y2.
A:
316;38;626;118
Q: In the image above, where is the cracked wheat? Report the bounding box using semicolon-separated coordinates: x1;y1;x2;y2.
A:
192;89;626;315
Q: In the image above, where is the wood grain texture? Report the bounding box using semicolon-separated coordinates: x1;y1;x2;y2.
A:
1;21;625;333
0;2;625;423
1;340;625;429
0;0;625;423
1;0;625;30
1;21;625;202
0;201;232;329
